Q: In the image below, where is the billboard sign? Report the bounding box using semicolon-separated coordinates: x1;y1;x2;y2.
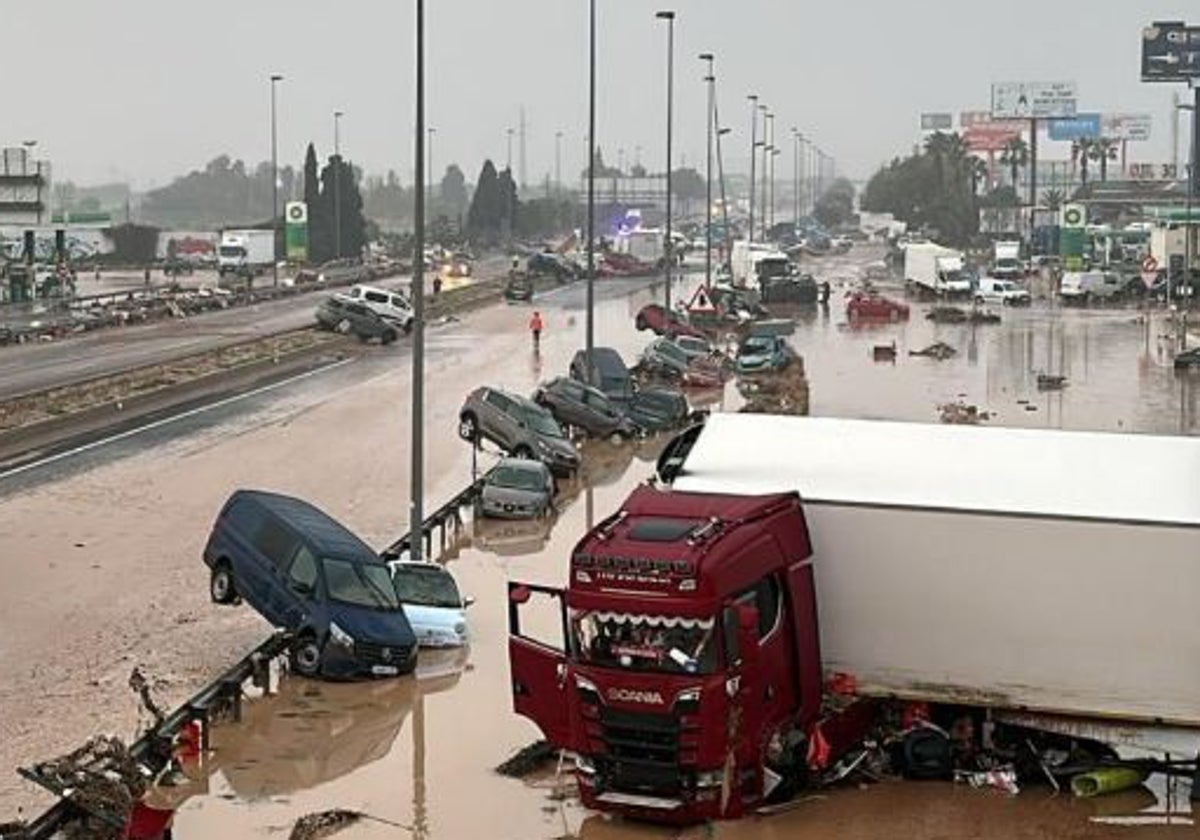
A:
920;113;953;131
960;111;994;129
1047;113;1102;141
991;81;1077;119
964;124;1022;153
1061;203;1086;230
1141;23;1200;82
1104;113;1153;141
285;201;309;262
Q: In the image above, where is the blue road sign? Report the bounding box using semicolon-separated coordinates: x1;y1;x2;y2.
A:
1048;113;1102;141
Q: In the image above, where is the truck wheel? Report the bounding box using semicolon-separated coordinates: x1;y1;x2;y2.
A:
290;635;323;677
210;562;237;605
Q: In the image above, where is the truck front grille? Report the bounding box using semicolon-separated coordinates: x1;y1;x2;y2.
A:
595;707;682;796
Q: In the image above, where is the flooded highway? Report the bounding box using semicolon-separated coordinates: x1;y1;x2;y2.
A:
2;247;1197;836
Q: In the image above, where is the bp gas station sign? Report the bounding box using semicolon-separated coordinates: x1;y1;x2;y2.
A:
285;202;309;262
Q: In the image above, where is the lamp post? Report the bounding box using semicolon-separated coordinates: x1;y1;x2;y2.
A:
759;104;768;240
506;128;515;171
410;0;426;562
700;53;715;289
427;127;436;212
748;94;758;243
717;126;732;259
792;128;801;226
656;10;676;311
333;110;344;260
765;112;775;235
270;73;283;286
585;0;597;356
555;130;563;197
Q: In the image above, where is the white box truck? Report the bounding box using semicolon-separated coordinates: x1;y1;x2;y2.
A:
903;241;972;298
661;413;1200;754
992;240;1023;279
730;240;791;289
218;229;276;277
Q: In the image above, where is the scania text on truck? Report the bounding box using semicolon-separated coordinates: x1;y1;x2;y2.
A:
217;229;276;278
903;241;972;298
506;413;1200;824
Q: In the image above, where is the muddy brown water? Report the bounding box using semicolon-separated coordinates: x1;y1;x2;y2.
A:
4;247;1197;835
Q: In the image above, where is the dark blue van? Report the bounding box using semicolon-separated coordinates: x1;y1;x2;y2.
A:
203;489;418;678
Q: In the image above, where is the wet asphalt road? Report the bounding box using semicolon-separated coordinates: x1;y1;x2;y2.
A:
1;245;1197;834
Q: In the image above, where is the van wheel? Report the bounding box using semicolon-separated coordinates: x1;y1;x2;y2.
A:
290;635;323;677
458;413;478;442
210;563;236;605
336;319;352;334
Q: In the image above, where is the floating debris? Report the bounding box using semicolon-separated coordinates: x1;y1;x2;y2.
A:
289;809;411;840
25;736;145;838
496;740;557;778
910;341;957;360
872;342;897;362
938;401;990;425
1036;373;1068;391
927;306;1001;325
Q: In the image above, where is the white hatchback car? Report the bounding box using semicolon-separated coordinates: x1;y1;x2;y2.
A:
391;561;471;648
339;284;415;333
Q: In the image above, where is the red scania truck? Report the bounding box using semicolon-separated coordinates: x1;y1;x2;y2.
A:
506;414;1200;824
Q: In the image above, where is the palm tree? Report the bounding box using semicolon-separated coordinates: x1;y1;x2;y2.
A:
1042;188;1065;212
999;136;1029;193
1088;138;1119;182
1072;139;1094;185
970;157;989;198
923;131;954;189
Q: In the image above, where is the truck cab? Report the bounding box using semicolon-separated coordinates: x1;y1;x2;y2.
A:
507;486;864;824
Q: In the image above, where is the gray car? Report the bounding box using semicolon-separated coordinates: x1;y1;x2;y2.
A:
478;458;555;519
459;386;581;476
534;377;636;440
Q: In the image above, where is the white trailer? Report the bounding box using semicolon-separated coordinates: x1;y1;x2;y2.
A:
903;241;972;297
667;414;1200;738
730;240;790;289
218;229;276;277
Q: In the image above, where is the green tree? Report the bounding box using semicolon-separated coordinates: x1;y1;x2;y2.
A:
440;165;469;219
1088;137;1119;182
467;160;504;244
319;154;366;259
1042;188;1065;212
1072;140;1094;185
814;178;856;228
999;136;1029;193
671;167;706;215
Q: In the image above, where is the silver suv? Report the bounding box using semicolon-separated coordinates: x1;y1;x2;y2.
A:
459;387;581;476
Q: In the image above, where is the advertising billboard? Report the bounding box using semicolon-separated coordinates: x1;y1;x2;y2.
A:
1142;23;1200;82
1047;113;1102;141
920;113;954;131
964;124;1022;153
991;81;1077;119
1104;113;1153;141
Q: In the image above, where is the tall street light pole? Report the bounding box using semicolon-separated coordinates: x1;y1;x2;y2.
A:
506;128;515;171
427;127;436;210
716;126;732;259
792;128;801;227
766;112;775;234
410;0;427;562
333;110;344;260
555;130;563;197
270;73;283;286
759;105;768;240
585;0;597;356
748;94;758;243
657;10;676;311
700;53;714;289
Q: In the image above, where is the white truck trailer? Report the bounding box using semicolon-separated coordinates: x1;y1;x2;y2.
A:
662;413;1200;751
218;229;276;277
903;241;972;297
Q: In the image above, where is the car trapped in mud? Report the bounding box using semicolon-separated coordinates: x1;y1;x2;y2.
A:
391;561;472;648
479;457;557;519
204;490;418;679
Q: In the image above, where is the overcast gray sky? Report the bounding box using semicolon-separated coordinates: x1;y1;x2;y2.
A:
7;1;1197;188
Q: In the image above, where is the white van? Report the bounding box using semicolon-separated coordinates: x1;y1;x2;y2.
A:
1059;271;1126;304
975;277;1031;306
339;284;414;332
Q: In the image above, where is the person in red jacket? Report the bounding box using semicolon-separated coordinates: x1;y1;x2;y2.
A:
529;310;544;350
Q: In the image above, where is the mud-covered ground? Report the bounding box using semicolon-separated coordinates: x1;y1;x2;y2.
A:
1;246;1196;835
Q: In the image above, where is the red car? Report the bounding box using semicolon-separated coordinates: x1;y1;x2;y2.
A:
846;292;910;321
634;303;707;339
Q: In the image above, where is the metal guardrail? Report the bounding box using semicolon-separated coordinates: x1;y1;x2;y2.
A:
11;477;485;838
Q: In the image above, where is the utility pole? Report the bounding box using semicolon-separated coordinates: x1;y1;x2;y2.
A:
792;129;801;226
269;73;282;286
585;0;597;357
427;127;436;211
506;128;515;171
759;105;769;240
555;130;563;197
657;10;676;311
748;94;758;243
766;112;775;233
410;0;426;562
519;106;528;192
700;53;715;289
333;110;344;259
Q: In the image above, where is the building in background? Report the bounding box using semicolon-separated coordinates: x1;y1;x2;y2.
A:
0;147;51;227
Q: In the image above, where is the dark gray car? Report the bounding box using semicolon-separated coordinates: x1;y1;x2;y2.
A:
534;376;636;440
459;387;581;476
315;296;400;344
479;458;555;519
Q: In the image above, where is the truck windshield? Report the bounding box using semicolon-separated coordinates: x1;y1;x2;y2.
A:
570;610;719;675
756;259;790;279
219;246;246;258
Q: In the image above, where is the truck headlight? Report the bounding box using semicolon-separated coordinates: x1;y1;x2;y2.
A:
695;769;724;788
329;622;354;649
575;755;596;775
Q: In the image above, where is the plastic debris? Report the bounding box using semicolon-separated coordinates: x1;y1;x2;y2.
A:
938;401;990;424
954;765;1020;795
495;740;557;778
1071;766;1148;798
910;341;957;360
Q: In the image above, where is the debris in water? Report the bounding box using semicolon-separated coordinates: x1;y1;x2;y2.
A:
289;809;411;840
25;736;145;838
872;342;897;362
1036;373;1068;391
128;667;166;728
496;740;557;778
938;401;990;425
954;765;1020;795
927;306;1001;325
910;341;957;360
738;363;811;416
